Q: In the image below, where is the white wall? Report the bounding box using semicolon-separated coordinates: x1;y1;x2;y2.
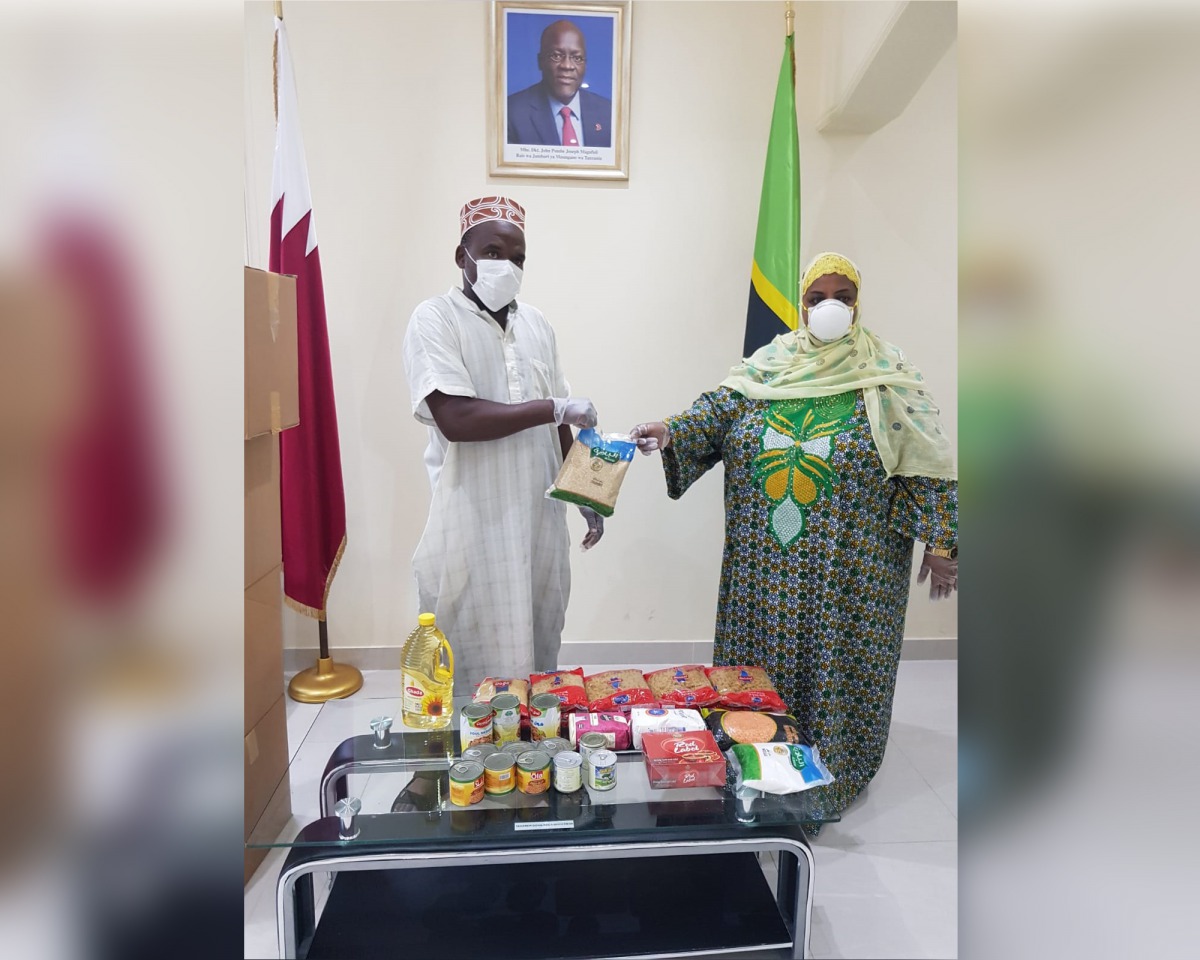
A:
244;1;957;653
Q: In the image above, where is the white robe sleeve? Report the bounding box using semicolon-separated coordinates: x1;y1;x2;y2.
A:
403;300;477;426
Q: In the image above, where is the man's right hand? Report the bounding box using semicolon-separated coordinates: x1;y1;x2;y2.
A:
630;421;670;454
553;397;598;429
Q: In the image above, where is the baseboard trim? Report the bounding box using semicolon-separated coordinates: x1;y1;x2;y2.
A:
283;646;399;673
285;636;957;673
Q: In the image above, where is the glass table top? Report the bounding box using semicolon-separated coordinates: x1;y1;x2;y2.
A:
247;695;839;850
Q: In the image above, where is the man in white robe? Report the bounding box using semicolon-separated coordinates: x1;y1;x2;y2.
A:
402;196;602;690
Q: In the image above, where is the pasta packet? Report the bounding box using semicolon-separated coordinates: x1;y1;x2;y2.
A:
702;709;809;752
584;669;657;712
704;665;787;712
529;667;587;711
644;665;720;708
546;428;637;518
473;677;530;717
727;742;835;794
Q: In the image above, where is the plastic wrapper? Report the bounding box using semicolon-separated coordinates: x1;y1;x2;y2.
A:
528;667;587;711
630;707;706;750
584;669;656;711
567;712;631;750
546;428;636;517
704;665;787;712
727;742;835;795
473;677;530;717
644;665;720;708
702;709;809;752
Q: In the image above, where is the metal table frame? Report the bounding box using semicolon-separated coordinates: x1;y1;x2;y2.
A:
276;831;814;959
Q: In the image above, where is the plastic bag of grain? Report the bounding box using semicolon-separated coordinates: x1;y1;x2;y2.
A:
545;428;636;517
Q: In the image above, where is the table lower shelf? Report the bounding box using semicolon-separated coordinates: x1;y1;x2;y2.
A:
305;852;792;959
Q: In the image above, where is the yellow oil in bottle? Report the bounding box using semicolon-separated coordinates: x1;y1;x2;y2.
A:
401;612;454;729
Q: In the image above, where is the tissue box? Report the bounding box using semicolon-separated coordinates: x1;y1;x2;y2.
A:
630;706;706;751
641;731;727;789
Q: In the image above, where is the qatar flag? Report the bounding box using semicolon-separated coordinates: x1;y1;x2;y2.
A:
269;16;346;619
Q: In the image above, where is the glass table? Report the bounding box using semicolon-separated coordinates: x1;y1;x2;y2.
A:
247;697;839;959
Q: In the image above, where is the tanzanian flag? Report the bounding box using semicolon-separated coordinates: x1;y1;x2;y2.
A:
743;33;800;357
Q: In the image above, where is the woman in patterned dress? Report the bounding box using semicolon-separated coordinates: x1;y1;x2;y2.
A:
630;253;958;820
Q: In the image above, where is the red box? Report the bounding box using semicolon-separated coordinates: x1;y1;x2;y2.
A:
641;731;727;789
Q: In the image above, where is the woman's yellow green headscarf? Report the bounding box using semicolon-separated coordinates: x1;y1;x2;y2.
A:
720;252;956;480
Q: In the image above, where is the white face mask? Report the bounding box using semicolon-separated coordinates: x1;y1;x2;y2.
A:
805;299;855;342
465;250;523;311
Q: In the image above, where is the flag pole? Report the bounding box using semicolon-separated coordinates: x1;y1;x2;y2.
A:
271;0;362;703
785;1;794;37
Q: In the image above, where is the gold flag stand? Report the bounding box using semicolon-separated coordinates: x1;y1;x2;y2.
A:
288;620;363;703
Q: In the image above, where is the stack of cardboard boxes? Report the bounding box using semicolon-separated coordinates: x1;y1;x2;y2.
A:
244;267;300;883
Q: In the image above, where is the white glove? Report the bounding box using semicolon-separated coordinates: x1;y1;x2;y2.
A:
579;507;604;551
553;397;598;429
629;422;671;455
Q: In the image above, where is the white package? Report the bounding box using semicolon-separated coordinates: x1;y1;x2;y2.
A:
630;706;706;751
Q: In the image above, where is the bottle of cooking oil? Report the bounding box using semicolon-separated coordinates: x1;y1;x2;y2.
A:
401;612;454;729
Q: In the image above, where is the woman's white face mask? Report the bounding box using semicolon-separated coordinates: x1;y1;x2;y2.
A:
805;299;855;342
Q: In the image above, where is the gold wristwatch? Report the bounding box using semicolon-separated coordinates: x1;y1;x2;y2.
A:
925;546;958;559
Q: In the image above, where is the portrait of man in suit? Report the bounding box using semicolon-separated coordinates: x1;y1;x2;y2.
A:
506;19;613;149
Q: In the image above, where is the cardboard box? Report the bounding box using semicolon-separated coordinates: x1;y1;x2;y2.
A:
245;564;284;734
245;694;290;837
642;731;727;789
244;266;299;440
244;433;281;588
244;694;292;885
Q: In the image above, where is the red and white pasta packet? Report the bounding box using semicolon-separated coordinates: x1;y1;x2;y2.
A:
528;667;587;711
473;677;530;716
644;665;720;708
584;669;657;712
704;665;787;712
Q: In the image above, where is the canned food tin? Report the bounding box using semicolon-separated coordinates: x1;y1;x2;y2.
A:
500;739;532;757
578;732;609;768
587;749;617;791
460;703;493;749
483;753;516;795
461;744;498;763
529;694;562;741
516;751;552;795
539;737;571;758
449;761;485;806
490;694;522;745
553;751;583;792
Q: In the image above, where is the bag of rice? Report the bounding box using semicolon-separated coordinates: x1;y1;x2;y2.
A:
702;709;809;752
529;667;587;711
546;428;636;518
584;669;657;712
704;665;787;712
644;665;720;708
727;742;835;795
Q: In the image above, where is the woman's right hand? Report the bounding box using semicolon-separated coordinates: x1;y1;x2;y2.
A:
630;421;671;455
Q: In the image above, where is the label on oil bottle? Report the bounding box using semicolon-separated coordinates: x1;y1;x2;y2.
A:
403;668;435;717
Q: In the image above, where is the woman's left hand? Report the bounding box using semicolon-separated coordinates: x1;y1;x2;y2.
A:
918;551;958;601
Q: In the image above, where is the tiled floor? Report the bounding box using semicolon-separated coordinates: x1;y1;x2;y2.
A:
245;660;957;959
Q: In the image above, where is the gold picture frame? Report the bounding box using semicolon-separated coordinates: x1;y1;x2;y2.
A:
488;1;632;180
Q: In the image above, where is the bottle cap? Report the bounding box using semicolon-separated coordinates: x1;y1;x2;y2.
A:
418;613;436;627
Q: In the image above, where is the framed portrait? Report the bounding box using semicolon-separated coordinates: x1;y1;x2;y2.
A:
489;1;632;180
